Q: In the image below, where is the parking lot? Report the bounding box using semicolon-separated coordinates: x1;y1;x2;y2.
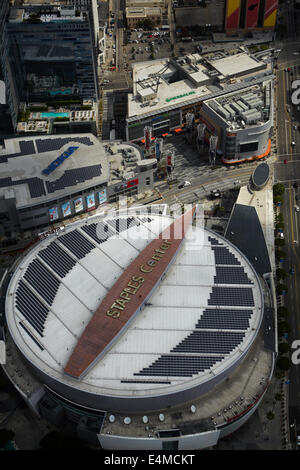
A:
124;29;172;65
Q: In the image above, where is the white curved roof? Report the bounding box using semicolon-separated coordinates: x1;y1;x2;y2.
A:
5;210;264;399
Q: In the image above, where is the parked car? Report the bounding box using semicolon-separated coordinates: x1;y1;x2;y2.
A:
178;181;191;189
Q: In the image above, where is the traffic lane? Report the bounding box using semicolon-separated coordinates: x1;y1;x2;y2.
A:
274;160;300;184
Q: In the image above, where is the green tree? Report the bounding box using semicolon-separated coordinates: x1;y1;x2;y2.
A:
275;222;285;230
267;411;274;420
276;284;288;295
276;268;287;280
274;195;284;205
277;306;289;317
278;342;291;354
277;356;291;371
275;238;285;247
278;320;291;335
276;213;284;223
273;183;285;197
275;249;285;260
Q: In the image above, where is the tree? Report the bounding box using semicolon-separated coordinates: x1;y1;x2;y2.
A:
276;213;284;223
276;268;287;280
275;249;285;260
278;342;291;354
277;356;291;371
277;306;289;318
273;183;285;197
274;195;284;205
278;320;291;336
267;411;275;420
276;222;285;230
276;284;288;295
275;238;285;247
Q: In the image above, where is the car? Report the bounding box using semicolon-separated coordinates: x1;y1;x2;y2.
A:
279;232;284;239
291;141;296;146
290;267;295;275
178;181;191;189
210;189;221;198
284;159;288;164
295;205;300;212
293;52;300;55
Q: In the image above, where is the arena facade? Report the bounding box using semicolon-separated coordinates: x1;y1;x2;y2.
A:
2;206;275;450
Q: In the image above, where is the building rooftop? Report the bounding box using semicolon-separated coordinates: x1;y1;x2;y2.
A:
5;210;264;409
0;136;143;209
206;52;265;78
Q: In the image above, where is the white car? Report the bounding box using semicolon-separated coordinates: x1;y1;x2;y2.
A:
293;52;300;55
295;205;300;212
178;181;191;189
291;141;296;146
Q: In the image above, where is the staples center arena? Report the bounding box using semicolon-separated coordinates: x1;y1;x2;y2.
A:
2;207;275;450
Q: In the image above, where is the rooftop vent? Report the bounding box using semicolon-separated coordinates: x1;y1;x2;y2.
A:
124;417;131;425
159;414;165;422
190;405;196;413
142;416;149;424
109;414;115;423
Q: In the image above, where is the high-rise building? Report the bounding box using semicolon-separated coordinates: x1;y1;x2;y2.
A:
0;0;21;136
7;2;99;104
225;0;278;35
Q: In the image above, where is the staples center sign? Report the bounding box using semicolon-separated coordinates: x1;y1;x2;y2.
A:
106;239;172;318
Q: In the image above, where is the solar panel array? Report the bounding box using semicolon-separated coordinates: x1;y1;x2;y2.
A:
214;266;253;285
0;177;46;199
58;229;95;259
35;137;94;153
196;309;252;330
208;287;254;306
172;331;245;354
23;259;60;306
15;280;49;337
134;355;225;377
45;165;102;194
106;217;141;233
38;241;77;278
0;140;35;164
81;222;116;244
212;246;241;265
208;236;221;245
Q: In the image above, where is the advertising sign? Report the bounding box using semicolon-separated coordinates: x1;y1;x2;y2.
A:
86;193;96;210
98;189;107;205
74;197;84;213
127;179;138;188
48;206;59;222
61;201;72;218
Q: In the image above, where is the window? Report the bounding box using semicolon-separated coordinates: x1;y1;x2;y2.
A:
146;177;151;185
240;141;259;153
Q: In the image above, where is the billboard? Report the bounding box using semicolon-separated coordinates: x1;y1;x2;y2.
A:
263;0;278;28
127;179;138;188
155;138;163;161
98;189;107;205
246;0;260;28
144;126;152;150
61;201;72;218
48;206;59;222
86;193;96;210
74;197;84;213
226;0;241;30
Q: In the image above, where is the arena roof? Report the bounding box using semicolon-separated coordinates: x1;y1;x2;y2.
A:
6;209;264;406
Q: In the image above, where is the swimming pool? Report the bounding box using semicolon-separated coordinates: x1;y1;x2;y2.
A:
40;112;70;118
49;89;72;96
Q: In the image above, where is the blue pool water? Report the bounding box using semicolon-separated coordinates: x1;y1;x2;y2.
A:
49;89;72;96
41;112;70;118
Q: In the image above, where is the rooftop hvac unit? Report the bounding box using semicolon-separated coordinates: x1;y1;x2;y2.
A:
124;417;131;425
142;416;149;424
109;415;115;423
190;405;196;413
159;414;165;422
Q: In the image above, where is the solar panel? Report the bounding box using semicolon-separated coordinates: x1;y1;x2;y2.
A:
134;355;225;377
36;137;94;154
214;266;253;285
208;287;255;306
106;217;141;233
45;165;102;194
211;246;241;265
38;241;76;278
0;140;35;164
172;331;245;354
23;259;60;306
196;308;252;330
81;222;115;244
58;229;95;259
15;280;49;337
